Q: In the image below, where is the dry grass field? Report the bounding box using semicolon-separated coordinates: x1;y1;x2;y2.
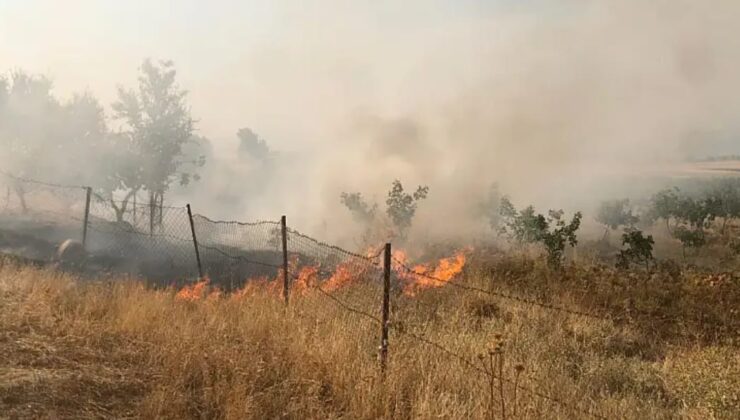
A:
1;255;738;419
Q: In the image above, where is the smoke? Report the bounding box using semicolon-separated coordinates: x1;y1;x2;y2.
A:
2;0;740;246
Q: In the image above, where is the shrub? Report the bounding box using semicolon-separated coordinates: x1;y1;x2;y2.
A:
595;199;639;239
616;229;655;272
499;198;582;268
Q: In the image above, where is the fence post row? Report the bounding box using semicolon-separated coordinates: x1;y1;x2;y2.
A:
380;242;391;375
186;204;204;279
281;215;289;305
81;186;92;249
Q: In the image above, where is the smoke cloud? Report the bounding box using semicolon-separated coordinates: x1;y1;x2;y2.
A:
2;0;740;246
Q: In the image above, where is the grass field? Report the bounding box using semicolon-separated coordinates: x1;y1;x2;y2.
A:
1;255;738;419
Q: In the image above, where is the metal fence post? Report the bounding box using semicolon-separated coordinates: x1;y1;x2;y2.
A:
281;215;289;305
81;187;92;249
186;204;204;279
380;242;391;374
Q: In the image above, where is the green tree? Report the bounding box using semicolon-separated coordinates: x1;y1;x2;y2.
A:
706;179;740;234
616;229;655;272
650;187;716;254
595;199;639;240
499;199;582;268
111;59;200;224
649;188;681;234
385;180;429;239
541;210;583;268
673;226;706;262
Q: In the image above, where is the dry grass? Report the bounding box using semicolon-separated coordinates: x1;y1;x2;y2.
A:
1;259;738;419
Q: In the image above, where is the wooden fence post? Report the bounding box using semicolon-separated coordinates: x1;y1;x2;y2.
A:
380;242;391;374
81;187;92;249
281;215;289;305
186;204;204;279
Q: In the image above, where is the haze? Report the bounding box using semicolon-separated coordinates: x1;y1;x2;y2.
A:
2;0;740;244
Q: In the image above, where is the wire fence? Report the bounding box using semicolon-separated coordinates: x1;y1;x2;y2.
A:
2;171;732;418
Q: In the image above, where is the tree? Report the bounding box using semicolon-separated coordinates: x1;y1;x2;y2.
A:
339;180;429;242
595;199;639;240
673;226;706;262
649;187;716;254
385;180;429;239
706;179;740;234
541;210;582;268
0;71;63;211
111;59;199;224
54;93;109;186
616;229;655;272
237;127;270;160
340;192;377;224
649;188;681;234
499;199;582;268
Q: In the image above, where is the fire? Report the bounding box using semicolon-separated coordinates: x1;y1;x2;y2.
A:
175;278;210;302
176;248;469;301
393;250;467;296
292;265;319;295
320;262;353;292
231;275;279;299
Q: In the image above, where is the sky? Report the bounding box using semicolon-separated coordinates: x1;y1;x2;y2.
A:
0;1;564;151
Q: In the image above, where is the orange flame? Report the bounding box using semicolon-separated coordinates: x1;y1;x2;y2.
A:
394;250;467;296
292;265;319;295
323;262;359;292
175;278;210;302
180;247;468;301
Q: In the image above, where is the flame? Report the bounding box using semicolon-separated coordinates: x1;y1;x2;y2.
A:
178;247;468;302
232;275;279;299
394;250;467;296
292;265;319;295
175;278;210;302
323;261;359;292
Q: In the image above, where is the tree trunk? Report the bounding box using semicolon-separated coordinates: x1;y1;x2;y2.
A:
110;189;138;223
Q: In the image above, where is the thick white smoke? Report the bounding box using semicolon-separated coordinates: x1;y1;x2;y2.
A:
2;1;740;247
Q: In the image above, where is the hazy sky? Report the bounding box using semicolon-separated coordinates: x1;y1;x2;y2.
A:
0;0;550;151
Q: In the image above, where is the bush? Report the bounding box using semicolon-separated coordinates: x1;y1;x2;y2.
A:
616;229;655;272
595;199;639;239
499;198;582;268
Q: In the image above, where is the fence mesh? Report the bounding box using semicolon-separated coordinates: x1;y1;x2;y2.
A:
0;172;87;261
86;198;198;285
193;214;283;289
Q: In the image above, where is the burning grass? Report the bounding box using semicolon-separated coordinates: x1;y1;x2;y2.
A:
1;258;738;419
